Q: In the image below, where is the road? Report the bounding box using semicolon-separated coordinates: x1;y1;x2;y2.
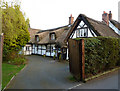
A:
6;55;119;90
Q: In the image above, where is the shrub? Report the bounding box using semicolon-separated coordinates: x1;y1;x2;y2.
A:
76;37;120;78
53;55;56;60
43;54;46;57
59;54;62;60
4;50;27;65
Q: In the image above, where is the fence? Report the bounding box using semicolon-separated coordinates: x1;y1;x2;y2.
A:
0;33;4;90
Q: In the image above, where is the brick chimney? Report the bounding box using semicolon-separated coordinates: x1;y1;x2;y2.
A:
109;11;112;20
102;11;112;25
69;14;74;25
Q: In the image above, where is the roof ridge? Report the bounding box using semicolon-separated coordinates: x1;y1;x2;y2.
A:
80;14;107;26
37;25;69;34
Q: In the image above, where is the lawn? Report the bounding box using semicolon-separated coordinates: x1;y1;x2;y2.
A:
2;63;25;90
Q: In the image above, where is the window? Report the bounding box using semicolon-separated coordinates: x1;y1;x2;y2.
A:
51;46;53;53
35;35;39;42
26;46;29;51
50;33;56;40
46;45;50;52
37;36;39;42
51;34;55;40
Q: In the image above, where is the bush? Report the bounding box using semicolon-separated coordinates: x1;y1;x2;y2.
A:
43;54;46;57
8;57;26;65
4;50;27;65
77;37;120;78
53;55;56;60
59;54;62;60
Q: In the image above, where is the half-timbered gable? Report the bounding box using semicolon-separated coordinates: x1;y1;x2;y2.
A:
65;14;120;42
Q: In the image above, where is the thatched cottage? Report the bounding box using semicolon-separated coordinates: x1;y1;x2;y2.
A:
23;12;120;60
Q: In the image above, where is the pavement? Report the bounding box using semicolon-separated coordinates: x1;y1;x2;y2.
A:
6;55;119;90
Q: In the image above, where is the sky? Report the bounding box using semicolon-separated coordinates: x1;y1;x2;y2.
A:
4;0;120;30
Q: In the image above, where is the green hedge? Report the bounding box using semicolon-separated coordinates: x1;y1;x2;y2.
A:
82;37;120;78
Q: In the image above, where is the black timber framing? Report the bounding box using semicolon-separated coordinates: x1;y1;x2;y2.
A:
76;27;88;30
64;14;103;42
64;16;82;42
30;43;59;58
81;15;100;36
70;30;76;38
79;17;95;37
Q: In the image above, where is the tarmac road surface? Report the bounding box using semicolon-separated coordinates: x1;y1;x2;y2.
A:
6;55;119;90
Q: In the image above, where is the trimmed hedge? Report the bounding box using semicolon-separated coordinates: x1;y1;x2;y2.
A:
76;37;120;78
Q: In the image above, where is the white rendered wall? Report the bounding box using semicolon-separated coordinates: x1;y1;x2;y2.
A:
38;45;41;55
46;45;50;56
51;44;56;57
23;44;32;55
35;46;37;54
42;45;46;55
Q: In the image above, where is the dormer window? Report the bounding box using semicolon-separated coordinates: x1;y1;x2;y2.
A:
50;32;56;40
35;35;40;42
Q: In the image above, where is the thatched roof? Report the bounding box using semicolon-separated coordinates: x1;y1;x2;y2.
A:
28;28;41;43
65;14;120;41
110;20;120;31
36;25;70;47
84;14;120;38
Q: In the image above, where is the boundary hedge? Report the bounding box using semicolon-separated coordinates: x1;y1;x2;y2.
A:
83;37;120;78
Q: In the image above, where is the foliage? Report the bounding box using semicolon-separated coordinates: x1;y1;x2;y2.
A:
83;37;120;78
53;55;56;60
43;54;46;57
2;63;25;89
68;76;77;82
59;54;62;60
2;1;30;62
26;18;30;28
3;50;27;65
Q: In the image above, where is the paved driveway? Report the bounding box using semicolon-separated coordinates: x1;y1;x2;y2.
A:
6;55;80;89
6;55;119;90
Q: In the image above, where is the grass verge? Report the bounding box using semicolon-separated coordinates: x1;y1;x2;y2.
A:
2;63;25;90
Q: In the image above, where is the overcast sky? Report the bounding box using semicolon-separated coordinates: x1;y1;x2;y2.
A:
4;0;120;30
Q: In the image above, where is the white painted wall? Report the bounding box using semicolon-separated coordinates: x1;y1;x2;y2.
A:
35;46;37;54
71;20;98;38
71;29;94;39
51;44;56;56
37;45;40;55
23;44;32;55
32;44;35;54
46;44;50;56
42;45;46;55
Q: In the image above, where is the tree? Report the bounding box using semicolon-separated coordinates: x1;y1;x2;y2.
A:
26;18;30;28
2;1;30;61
